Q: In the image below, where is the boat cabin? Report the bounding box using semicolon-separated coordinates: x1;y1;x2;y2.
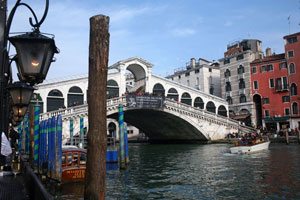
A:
61;146;87;182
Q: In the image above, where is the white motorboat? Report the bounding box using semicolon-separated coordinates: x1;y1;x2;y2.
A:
230;137;270;154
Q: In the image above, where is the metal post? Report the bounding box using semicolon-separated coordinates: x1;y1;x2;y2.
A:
0;0;9;154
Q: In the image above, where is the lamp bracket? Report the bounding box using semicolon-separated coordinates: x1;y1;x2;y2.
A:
6;0;49;35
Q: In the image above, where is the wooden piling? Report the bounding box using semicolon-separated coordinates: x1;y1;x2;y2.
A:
285;130;289;145
84;14;109;200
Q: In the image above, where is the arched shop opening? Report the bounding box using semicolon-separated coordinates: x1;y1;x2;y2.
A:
68;86;84;107
47;89;64;112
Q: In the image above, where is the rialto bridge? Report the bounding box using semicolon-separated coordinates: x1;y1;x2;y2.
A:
35;57;255;143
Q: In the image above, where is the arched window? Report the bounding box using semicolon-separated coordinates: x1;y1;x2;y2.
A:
181;92;192;105
108;122;117;138
167;88;179;101
224;69;231;77
239;79;245;89
240;94;247;103
227;96;232;105
218;105;227;117
206;101;216;113
292;102;298;115
47;89;64;112
291;83;297;96
68;86;83;107
194;97;204;109
153;83;165;96
107;80;119;99
226;82;231;91
238;65;245;74
30;93;44;113
289;63;295;74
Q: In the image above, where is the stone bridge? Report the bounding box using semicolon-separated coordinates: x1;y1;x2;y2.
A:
40;96;255;143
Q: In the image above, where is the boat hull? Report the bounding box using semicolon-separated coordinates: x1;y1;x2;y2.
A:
230;141;270;154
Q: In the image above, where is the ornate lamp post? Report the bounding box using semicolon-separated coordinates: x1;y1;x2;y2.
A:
0;0;58;153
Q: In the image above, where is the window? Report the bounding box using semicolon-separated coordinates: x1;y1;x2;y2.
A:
282;95;290;103
267;64;273;71
288;50;294;58
195;69;199;74
264;110;270;117
80;153;87;164
67;152;72;166
240;94;247;103
263;98;270;104
291;83;297;96
178;75;181;79
289;63;295;74
280;62;287;69
276;77;289;90
187;80;190;86
209;68;212;72
238;65;244;74
292;102;299;115
185;72;190;77
227;96;232;105
225;82;231;92
239;79;245;89
210;87;214;94
196;77;199;85
287;36;298;44
73;152;78;166
284;108;290;116
237;54;244;60
252;66;257;74
253;80;258;90
62;153;66;165
269;79;274;88
261;65;267;72
224;58;230;64
224;69;231;77
283;77;288;90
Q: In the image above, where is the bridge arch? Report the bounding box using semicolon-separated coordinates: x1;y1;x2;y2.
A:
166;88;179;101
194;97;204;109
181;92;192;105
68;86;84;107
47;89;64;112
153;83;165;96
217;105;227;117
107;79;119;99
206;101;216;113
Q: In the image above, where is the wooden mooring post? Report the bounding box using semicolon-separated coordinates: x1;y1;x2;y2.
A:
84;14;110;200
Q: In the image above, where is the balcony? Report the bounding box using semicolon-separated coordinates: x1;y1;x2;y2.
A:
275;85;289;92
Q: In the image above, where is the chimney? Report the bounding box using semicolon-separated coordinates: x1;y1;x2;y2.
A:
266;48;272;57
190;58;196;68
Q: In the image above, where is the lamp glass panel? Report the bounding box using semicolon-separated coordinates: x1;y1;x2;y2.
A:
12;106;28;117
9;87;33;105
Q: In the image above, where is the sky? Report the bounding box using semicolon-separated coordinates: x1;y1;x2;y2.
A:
7;0;300;80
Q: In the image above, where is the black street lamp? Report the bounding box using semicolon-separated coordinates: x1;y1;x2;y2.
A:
0;0;58;154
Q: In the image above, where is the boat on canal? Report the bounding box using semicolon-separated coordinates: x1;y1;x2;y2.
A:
230;137;270;154
62;145;87;182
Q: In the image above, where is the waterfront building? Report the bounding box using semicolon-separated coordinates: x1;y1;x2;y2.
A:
283;32;300;129
219;39;264;126
250;51;288;130
166;58;221;97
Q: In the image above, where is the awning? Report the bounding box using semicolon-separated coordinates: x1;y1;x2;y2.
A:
230;114;251;120
264;116;290;122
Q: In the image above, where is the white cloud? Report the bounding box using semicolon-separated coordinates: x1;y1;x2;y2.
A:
172;28;196;37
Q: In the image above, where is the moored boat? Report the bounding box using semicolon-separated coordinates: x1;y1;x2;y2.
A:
230;137;270;154
62;146;87;182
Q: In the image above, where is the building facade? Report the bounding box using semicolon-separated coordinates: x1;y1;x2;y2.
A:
219;39;264;127
166;58;221;97
250;53;289;131
283;32;300;129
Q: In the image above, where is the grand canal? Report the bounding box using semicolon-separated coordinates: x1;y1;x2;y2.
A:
57;143;300;199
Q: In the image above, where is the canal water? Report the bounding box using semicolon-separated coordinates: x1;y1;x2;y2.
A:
57;143;300;199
